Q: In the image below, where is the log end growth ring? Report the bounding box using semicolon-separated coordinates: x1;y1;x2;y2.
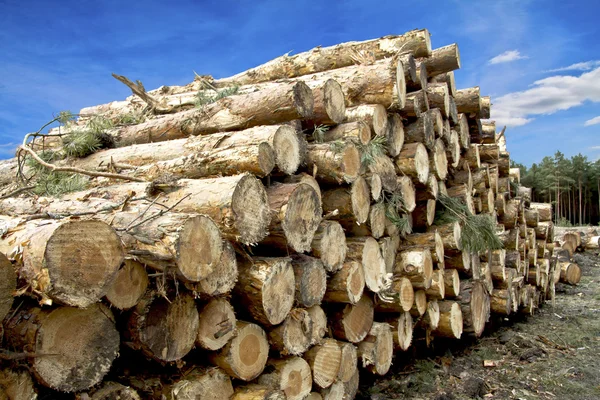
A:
231;174;271;244
177;215;224;282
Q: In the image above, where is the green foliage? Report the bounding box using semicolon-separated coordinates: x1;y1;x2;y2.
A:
382;190;412;236
195;86;239;108
57;110;76;124
61;115;114;158
116;111;145;125
311;124;329;143
359;135;387;167
436;194;503;253
328;140;345;154
25;151;87;196
556;217;573;227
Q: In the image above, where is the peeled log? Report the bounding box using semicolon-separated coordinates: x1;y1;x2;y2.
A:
0;252;16;321
196;298;237;351
324;260;365;304
432;301;463;339
268;308;313;356
210;321;270;381
344;104;388;136
290;255;327;307
105;260;149;310
213;29;431;86
0;218;123;308
358;322;394;375
234;257;295;326
5;304;119;392
310;221;347;273
113;82;313;146
395;247;434;289
263;182;322;253
305;141;361;184
258;357;313;400
395;142;430;185
330;295;375;343
304;339;342;389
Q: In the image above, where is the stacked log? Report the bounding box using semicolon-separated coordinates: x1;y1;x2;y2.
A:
0;28;573;399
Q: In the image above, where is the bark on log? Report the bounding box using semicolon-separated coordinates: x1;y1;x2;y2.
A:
375;276;414;313
234;257;295;326
305;141;361;184
447;183;476;215
210;321;270;381
304;339;342;389
310;221;347;273
321;177;370;228
330;295;375;343
428;221;463;252
491;289;512;316
105;259;149;310
5;304;119;392
430;71;457;96
395;142;430;185
387;311;413;351
268;308;313;356
337;342;358;383
464;144;481;170
213;29;431;86
0;218;123;308
258;357;313;400
415;173;439;201
323;260;365;305
196;297;237;351
411;289;428;316
306;305;328;345
320;121;371;145
411;199;436;229
444;250;471;273
231;385;285;400
113;82;313;146
357;322;394;375
368;154;399;192
155;368;234;400
444;269;461;298
560;262;581;285
454;87;481;115
404;114;435;150
346;237;387;293
290;255;327;308
386;113;405;157
401;90;427;118
426;84;450;117
395;247;434;290
426;269;446;300
396;175;417;213
403;230;445;267
446;129;461;168
87;382;141;400
419;44;461;77
432;301;463;339
344;104;388;137
263;181;322;253
0;252;16;321
479;96;491;119
530;203;552;222
459;280;490;337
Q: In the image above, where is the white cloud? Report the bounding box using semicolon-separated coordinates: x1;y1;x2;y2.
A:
492;67;600;127
589;146;600;150
584;116;600;127
488;50;527;65
546;61;600;73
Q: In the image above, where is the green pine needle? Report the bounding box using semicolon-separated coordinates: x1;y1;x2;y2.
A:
312;124;329;143
359;135;387;167
195;86;239;108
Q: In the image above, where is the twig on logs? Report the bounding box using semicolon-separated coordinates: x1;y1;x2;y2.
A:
17;145;145;182
117;193;192;233
112;73;173;114
0;186;35;200
0;349;58;360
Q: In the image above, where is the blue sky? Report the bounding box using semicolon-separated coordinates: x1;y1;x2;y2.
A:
1;0;599;165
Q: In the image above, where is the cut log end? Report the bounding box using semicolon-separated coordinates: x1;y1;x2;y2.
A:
293;81;315;118
261;357;313;400
269;309;313;356
323;79;347;124
177;215;224;282
0;369;38;400
292;255;327;308
273;125;303;175
105;260;149;310
282;183;323;253
337;342;358;383
311;221;347;273
392;311;414;351
187;240;238;297
260;258;296;325
358;322;394;376
305;339;342;389
197;298;237;351
232;174;272;245
333;294;375;343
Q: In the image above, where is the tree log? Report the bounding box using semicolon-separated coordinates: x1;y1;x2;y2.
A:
258;357;313;400
290;255;327;307
323;260;365;305
344;104;388;136
403;230;445;267
401;89;427;118
368;154;398;192
430;71;457;96
386;113;405;157
304;339;342;389
419;44;461;77
330;295;375;343
443;269;461;298
410;289;428;316
305;141;361;184
395;247;433;289
0;252;16;321
375;276;414;313
426;84;450;117
322;177;370;229
210;321;270;381
447;183;476;215
411;199;436;229
5;304;119;392
454;87;481;115
346;237;387;293
395;142;430;185
321;121;371;145
459;280;490;337
404;114;435;150
185;241;238;298
268;308;313;356
231;385;285;400
428;221;462;251
432;301;463;339
530;203;552;222
560;262;581;285
234;257;295;326
429;138;449;180
310;221;347;273
337;342;358;383
196;297;237;351
105;260;148;310
358;322;393;375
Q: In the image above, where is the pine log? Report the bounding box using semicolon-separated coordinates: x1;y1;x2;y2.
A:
419;44;461;77
454;87;481;115
586;236;600;250
404;114;435;150
299;78;347;125
324;260;365;305
428;221;463;251
346;201;386;239
426;269;446;299
415;173;439;201
375;276;414;313
397;175;417;213
0;218;123;307
105;260;149;310
210;321;270;381
468;117;483;142
447;183;476;215
530;203;552;222
234;257;295;326
306;306;327;346
358;322;394;375
426;84;450;118
402;90;427;118
387;113;405;157
395;247;434;289
344;104;388;136
113;82;313;146
0;369;36;400
411;289;428;316
491;289;512;316
231;385;285;400
5;304;119;392
369;153;399;192
185;241;238;298
0;252;16;321
560;262;581;285
446;129;461;168
430;71;457;96
213;30;431;87
455;114;471;150
304;339;342;389
459;280;490;337
330;295;375;343
305;141;361;184
290;255;327;307
432;301;463;339
379;235;400;274
263;181;322;253
421;299;440;330
387;311;413;350
395;142;430;185
337;342;358;383
481;188;495;213
306;393;323;400
310;221;347;273
429;138;449;180
464;144;481;170
321;121;372;145
258;357;313;400
156;368;234;400
412;199;436;229
196;297;237;351
443;268;461;298
346;237;387;293
321;177;370;228
444;250;471;273
403;230;445;267
412;61;430;92
268;308;313;356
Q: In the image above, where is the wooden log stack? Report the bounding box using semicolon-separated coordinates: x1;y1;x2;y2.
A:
0;28;578;399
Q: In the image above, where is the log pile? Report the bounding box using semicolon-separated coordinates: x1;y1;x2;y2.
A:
0;28;581;399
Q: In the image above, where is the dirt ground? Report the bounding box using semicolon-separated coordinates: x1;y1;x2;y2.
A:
359;251;600;400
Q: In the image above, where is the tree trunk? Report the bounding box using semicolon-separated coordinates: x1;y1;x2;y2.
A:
209;321;270;381
321;177;370;228
346;237;387;293
185;241;238;298
196;297;237;351
213;29;431;86
0;252;16;321
411;199;436;229
444;269;461;298
320;121;371;145
375;276;414;313
262;181;322;253
559;262;581;285
454;87;481;115
419;44;461;77
290;255;327;307
5;304;120;392
105;260;148;310
0;218;123;308
386;113;405;157
305;141;361;184
387;311;413;351
459;280;490;337
310;221;347;273
395;247;434;289
368;154;399;192
258;357;313;400
432;301;463;339
268;308;313;356
344;104;388;136
113;82;313;146
404;114;435;150
357;322;394;375
330;295;375;343
323;260;365;306
303;339;342;389
402;90;428;118
430;138;449;181
395;142;430;185
234;257;295;326
530;203;552;222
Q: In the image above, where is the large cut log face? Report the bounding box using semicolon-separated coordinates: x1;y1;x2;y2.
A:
231;174;272;244
273;125;303;175
262;260;296;325
34;304;120;392
282;184;322;253
176;215;223;281
26;220;124;308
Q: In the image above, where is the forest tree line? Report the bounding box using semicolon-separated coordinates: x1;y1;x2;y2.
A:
513;152;600;226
